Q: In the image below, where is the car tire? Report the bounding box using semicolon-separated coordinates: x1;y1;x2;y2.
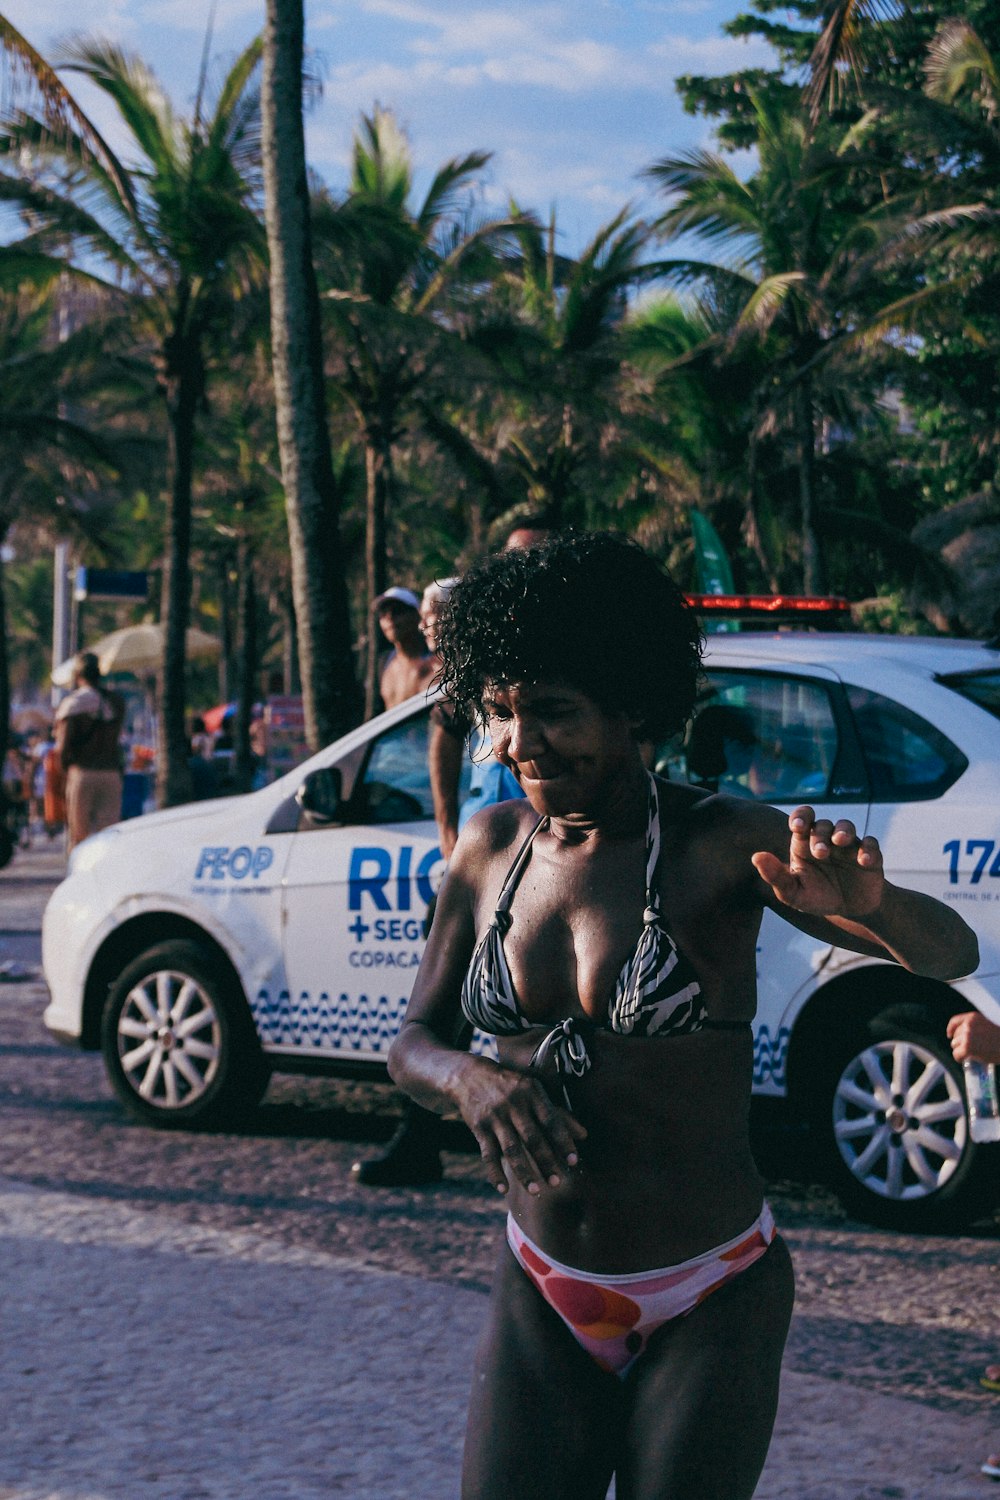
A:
816;1004;998;1232
101;938;269;1128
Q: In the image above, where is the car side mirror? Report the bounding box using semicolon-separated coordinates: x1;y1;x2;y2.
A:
296;766;343;825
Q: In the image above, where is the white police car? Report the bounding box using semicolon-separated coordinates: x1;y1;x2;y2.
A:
43;617;1000;1231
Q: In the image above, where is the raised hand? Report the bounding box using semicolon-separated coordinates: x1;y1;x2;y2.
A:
751;806;885;920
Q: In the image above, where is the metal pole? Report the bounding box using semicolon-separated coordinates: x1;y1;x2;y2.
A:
51;541;71;709
51;278;74;709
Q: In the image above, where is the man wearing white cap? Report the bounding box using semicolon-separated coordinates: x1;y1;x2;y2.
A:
373;586;437;712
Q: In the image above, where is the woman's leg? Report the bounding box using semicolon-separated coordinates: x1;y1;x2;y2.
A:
462;1243;623;1500
616;1235;795;1500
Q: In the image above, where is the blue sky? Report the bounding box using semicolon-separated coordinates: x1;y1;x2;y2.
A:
4;0;783;254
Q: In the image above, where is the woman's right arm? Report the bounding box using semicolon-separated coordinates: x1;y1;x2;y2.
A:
387;816;586;1195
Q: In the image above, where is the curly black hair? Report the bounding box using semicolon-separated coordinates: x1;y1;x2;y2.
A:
436;531;704;742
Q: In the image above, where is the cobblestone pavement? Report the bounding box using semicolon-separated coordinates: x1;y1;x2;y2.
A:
2;842;1000;1498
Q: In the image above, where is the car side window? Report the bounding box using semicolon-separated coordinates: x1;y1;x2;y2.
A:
355;711;435;823
846;686;968;802
354;709;473;824
662;672;840;803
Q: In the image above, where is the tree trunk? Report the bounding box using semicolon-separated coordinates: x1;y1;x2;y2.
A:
157;361;197;808
217;552;233;703
743;431;781;592
0;535;10;769
794;375;824;595
233;533;257;794
281;588;298;694
262;0;360;750
363;423;392;719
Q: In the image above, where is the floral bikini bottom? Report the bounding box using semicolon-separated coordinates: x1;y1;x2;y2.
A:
506;1203;778;1380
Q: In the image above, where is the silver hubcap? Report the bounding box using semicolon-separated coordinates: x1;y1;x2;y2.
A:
117;969;221;1110
833;1039;967;1201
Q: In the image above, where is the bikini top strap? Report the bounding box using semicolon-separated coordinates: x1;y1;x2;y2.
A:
643;772;662;921
494;814;548;921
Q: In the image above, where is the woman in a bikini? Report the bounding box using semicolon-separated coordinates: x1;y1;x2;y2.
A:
389;531;979;1500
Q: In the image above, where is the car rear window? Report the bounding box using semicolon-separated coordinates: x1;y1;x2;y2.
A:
940;670;1000;723
846;686;967;801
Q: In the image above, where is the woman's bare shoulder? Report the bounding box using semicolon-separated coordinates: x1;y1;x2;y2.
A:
660;777;787;835
657;779;793;900
449;796;538;875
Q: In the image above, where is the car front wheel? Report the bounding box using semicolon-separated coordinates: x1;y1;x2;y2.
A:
820;1006;998;1232
101;939;269;1128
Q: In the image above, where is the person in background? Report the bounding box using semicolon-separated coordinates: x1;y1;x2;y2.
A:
42;731;66;838
352;575;461;1187
55;651;125;851
947;1009;1000;1481
187;716;220;802
189;714;214;760
353;518;556;1187
2;739;29;847
29;728;54;836
375;586;437;711
249;710;269;789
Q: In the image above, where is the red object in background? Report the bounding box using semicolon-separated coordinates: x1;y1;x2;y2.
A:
202;702;236;735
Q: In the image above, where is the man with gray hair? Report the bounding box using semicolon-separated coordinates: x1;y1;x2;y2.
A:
55;651;125;850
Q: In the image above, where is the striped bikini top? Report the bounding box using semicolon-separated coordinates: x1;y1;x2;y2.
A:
460;773;707;1041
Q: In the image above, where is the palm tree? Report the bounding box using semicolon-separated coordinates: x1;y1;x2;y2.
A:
0;277;117;767
313;108;519;715
476;209;670;533
624;291;784;588
0;25;267;804
647;95;918;591
260;0;359;749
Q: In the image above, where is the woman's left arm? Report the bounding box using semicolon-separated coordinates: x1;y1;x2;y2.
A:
750;804;980;981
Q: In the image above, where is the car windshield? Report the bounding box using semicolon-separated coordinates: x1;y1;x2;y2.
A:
940;670;1000;723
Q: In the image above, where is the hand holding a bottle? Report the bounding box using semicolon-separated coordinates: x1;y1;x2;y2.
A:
947;1012;1000;1066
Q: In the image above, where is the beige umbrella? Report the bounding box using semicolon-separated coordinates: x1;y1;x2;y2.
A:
52;624;221;686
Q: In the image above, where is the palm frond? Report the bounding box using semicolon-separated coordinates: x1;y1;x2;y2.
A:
417;150;492;237
412;215;526;316
737;271;810;335
647;256;757;294
0;170;144;284
0;14;134;210
647;149;762;253
56;35;179;179
351;107;412;211
925;19;1000;122
803;0;905;128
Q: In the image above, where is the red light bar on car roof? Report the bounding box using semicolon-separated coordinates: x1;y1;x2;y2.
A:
684;593;851;615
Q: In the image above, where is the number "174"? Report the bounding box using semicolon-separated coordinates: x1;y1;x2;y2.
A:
944;839;1000;885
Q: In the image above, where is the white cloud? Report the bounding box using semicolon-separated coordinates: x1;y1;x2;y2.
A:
637;0;715;13
2;0;137;48
331;2;777;101
361;0;569;52
350;1;643;91
648;30;778;71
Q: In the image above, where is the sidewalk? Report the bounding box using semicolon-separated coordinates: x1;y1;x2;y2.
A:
1;1173;996;1500
2;841;997;1498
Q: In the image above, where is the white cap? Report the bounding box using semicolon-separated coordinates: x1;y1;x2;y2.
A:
372;586;420;613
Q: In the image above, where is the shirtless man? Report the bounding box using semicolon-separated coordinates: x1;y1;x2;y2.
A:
374;587;436;711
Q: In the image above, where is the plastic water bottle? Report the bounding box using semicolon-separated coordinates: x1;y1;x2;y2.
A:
964;1060;1000;1143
